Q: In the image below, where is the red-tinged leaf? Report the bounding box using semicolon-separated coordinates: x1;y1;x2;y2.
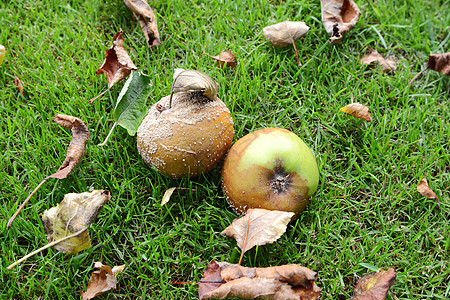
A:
198;260;225;300
353;268;396;300
410;52;450;84
80;262;125;300
96;31;137;89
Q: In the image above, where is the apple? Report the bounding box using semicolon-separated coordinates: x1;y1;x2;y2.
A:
222;127;319;216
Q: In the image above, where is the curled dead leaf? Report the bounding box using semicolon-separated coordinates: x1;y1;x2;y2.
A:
417;177;440;208
42;190;111;254
340;103;372;122
123;0;161;48
96;31;137;89
263;21;310;47
353;268;396;300
321;0;361;44
410;52;450;84
221;209;294;264
80;261;125;300
361;50;397;73
204;50;237;68
7;114;89;229
199;260;320;300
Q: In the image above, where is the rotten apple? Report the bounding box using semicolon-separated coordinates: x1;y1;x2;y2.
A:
222;128;319;215
137;69;234;178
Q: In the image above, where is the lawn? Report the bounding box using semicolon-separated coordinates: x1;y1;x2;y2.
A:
1;0;449;299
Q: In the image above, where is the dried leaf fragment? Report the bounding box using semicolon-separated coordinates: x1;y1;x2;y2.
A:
42;190;111;254
80;261;125;300
50;114;89;179
417;177;438;199
7;114;89;229
410;52;450;84
199;260;320;300
321;0;361;43
123;0;161;48
340;103;372;122
161;187;177;206
353;268;396;300
96;31;137;89
204;50;237;68
14;75;25;95
361;50;397;73
222;209;294;264
263;21;310;47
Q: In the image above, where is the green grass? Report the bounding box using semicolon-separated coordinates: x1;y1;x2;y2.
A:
1;0;449;299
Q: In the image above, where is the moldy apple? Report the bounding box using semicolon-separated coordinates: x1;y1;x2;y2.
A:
137;69;234;178
222;128;319;216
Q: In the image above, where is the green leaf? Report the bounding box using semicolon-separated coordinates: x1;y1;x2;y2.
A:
99;71;152;146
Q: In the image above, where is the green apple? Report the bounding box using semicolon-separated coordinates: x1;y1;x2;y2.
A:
222;127;319;216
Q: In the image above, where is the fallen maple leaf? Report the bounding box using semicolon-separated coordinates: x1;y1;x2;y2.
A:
222;208;294;264
42;190;111;254
80;261;125;300
91;31;137;102
353;268;396;300
340;103;373;122
321;0;361;44
199;260;320;300
410;52;450;84
7;114;89;228
361;50;397;73
204;50;237;68
123;0;161;48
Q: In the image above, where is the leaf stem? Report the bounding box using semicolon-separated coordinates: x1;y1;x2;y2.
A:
285;23;301;66
7;177;50;229
98;121;118;146
7;227;88;270
409;67;429;85
89;87;111;103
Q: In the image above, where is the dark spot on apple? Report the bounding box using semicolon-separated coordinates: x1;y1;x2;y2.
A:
269;159;292;194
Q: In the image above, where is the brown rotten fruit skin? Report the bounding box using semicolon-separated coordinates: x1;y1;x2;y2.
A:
137;91;234;178
222;128;319;216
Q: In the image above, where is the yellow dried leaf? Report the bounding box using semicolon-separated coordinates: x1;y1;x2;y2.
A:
0;44;6;66
42;190;111;254
340;103;373;122
161;187;177;206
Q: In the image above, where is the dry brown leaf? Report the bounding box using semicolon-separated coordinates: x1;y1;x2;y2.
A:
321;0;361;44
222;208;294;264
96;31;137;89
340;103;372;122
123;0;161;48
14;75;25;95
263;21;310;48
80;261;125;300
199;260;320;300
7;114;89;229
361;50;397;73
49;114;90;179
204;50;237;68
42;190;111;254
410;52;450;84
353;268;396;300
417;177;438;199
